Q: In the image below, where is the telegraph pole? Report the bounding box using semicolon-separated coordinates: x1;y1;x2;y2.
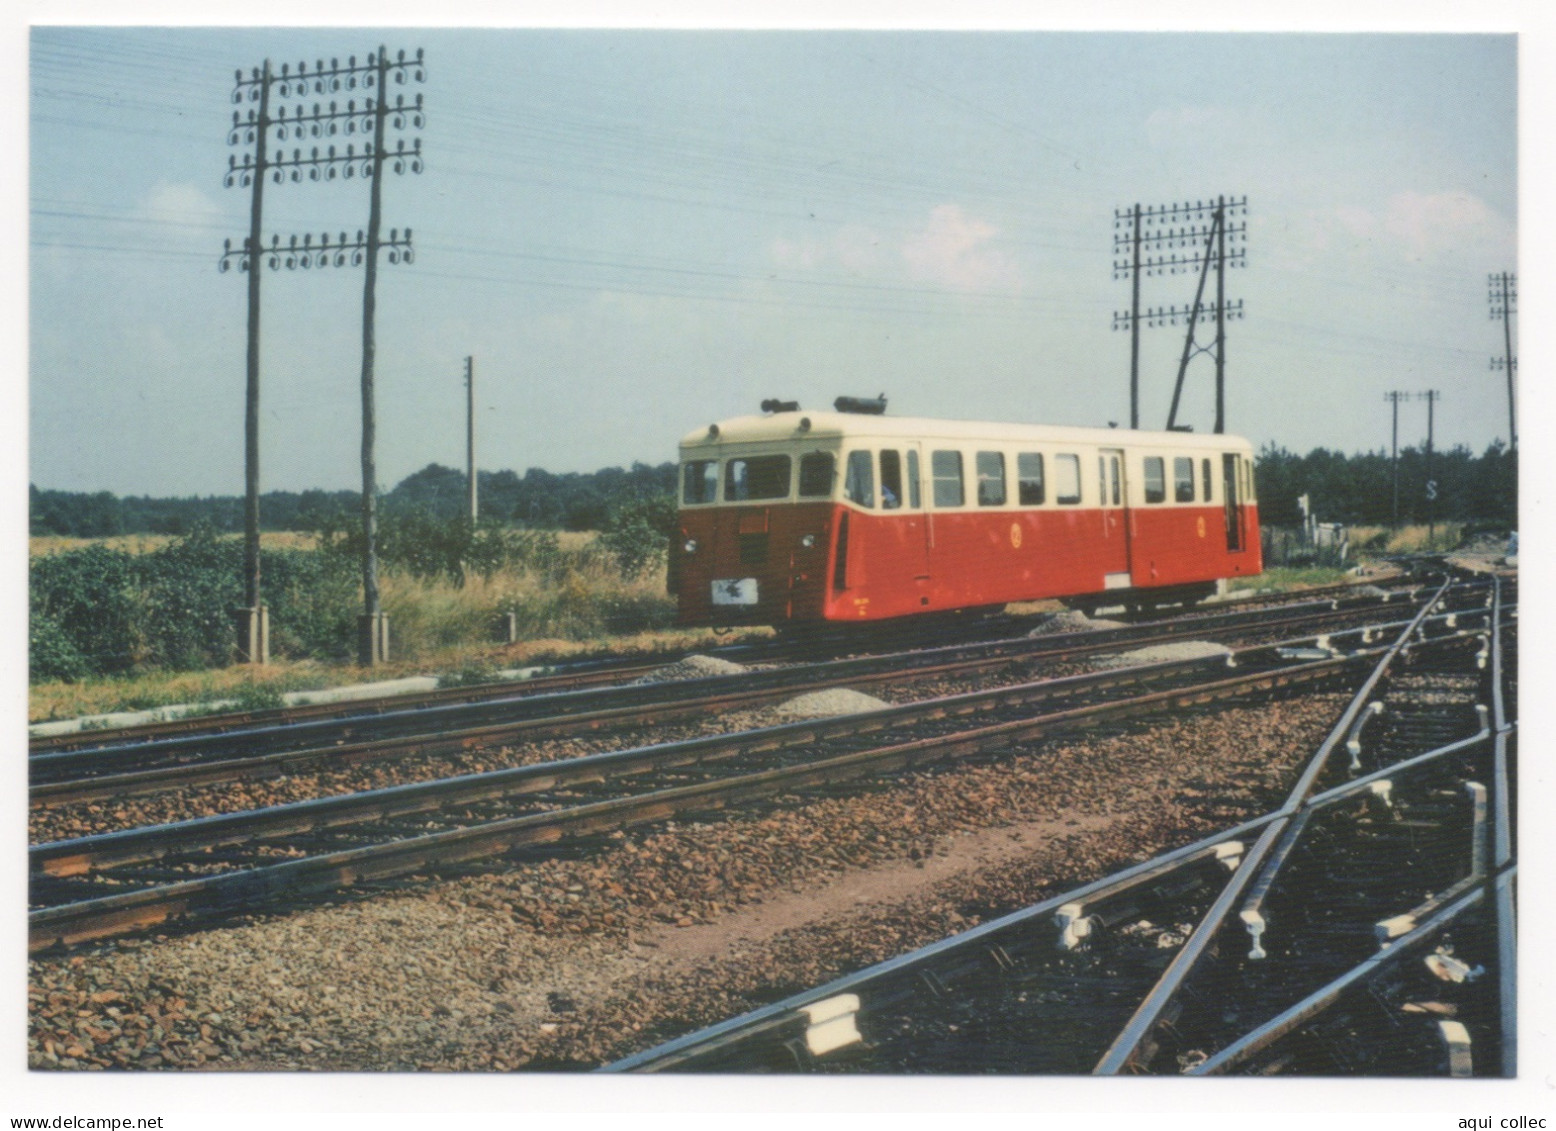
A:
1489;272;1517;451
1384;391;1409;528
1418;390;1441;548
1113;196;1246;434
1213;198;1227;434
357;49;389;668
223;47;425;667
226;61;272;664
465;356;477;522
1127;205;1142;428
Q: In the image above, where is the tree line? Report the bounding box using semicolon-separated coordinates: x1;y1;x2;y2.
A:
1253;442;1516;529
30;461;678;538
30;442;1516;539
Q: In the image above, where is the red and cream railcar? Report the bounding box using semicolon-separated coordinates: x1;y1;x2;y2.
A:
668;407;1262;627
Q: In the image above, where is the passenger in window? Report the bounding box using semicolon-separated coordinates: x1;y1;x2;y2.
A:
880;450;904;509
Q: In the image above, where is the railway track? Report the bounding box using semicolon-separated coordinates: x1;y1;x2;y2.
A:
28;574;1436;757
31;579;1482;810
28;592;1496;953
603;577;1515;1075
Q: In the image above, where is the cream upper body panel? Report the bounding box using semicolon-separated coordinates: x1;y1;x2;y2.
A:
677;411;1257;510
680;411;1254;457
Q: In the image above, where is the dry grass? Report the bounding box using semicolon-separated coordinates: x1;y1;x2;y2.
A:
29;531;320;557
1350;522;1464;555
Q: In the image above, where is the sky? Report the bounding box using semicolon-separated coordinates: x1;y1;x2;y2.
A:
25;20;1521;498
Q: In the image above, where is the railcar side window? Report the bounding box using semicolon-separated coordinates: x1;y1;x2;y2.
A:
798;452;835;497
844;451;875;507
725;455;792;501
1143;457;1166;504
976;451;1006;506
1017;453;1045;505
1054;454;1081;505
907;450;922;508
880;450;905;509
932;450;964;507
1174;457;1195;503
1202;458;1213;502
682;460;718;504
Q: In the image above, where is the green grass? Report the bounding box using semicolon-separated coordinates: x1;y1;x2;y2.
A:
1229;565;1353;592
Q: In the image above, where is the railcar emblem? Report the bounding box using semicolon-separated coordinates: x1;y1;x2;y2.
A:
1010;523;1023;549
1197;516;1207;538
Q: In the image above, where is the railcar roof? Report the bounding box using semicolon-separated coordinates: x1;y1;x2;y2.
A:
679;411;1254;451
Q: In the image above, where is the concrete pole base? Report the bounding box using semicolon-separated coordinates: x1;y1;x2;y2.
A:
358;612;391;666
492;611;518;644
232;605;270;665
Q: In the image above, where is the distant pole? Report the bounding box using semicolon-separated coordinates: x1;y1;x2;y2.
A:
1418;390;1441;548
465;355;477;522
1384;391;1408;528
1489;272;1517;451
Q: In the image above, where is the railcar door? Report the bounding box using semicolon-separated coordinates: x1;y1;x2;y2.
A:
1098;448;1130;578
1222;452;1245;552
880;444;930;580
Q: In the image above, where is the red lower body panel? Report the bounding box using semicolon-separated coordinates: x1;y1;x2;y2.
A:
672;502;1261;626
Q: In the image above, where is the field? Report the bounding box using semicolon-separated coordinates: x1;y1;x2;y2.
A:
28;525;771;723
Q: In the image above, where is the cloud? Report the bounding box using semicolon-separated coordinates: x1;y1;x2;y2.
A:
138;181;222;230
901;205;1022;292
1381;190;1505;259
770;205;1021;294
137;181;224;248
1281;191;1513;269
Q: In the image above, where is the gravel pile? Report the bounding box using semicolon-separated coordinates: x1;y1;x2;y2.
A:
1027;610;1126;635
1094;640;1233;667
764;688;892;719
632;654;748;684
30;692;1347;1071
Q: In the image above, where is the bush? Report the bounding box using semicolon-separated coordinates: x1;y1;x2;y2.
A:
140;525;244;670
29;611;91;683
599;495;677;579
264;547;360;662
30;543;142;673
